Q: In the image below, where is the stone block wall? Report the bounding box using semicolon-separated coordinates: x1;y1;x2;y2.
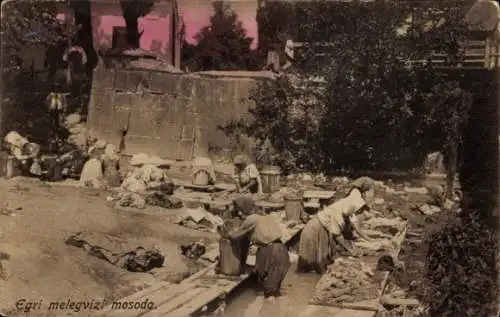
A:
87;65;266;161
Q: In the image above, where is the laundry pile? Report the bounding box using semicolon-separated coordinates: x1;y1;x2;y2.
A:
362;217;405;235
145;192;183;209
311;257;382;306
108;153;175;209
175;206;224;232
65;232;165;272
354;239;396;257
120;159;171;193
180;240;207;260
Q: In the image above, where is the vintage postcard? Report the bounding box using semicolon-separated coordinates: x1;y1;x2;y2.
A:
0;0;498;316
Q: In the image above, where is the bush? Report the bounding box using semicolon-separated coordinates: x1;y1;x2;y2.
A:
425;215;497;317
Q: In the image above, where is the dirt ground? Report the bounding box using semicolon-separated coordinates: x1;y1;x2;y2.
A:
386;209;457;299
0;176;215;316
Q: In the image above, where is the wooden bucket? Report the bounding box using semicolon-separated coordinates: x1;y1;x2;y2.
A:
0;153;19;179
260;165;281;194
192;169;210;186
218;236;250;276
284;192;305;222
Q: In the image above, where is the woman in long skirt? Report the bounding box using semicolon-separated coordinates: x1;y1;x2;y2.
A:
101;144;121;187
297;217;333;274
297;182;374;274
79;147;104;188
227;197;290;298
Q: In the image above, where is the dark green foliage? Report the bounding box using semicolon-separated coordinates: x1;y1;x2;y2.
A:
1;0;77;70
222;0;472;173
223;4;499;314
425;216;497;317
255;1;295;64
183;2;259;71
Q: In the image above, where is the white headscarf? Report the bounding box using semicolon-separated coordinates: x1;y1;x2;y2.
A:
346;188;368;215
103;144;119;161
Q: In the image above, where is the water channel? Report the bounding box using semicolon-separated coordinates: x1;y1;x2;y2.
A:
218;263;321;317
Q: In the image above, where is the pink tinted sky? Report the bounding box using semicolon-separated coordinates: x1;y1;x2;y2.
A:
180;0;258;47
56;0;259;57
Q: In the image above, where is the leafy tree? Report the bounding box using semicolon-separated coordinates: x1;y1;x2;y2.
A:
236;2;496;316
119;0;156;48
186;1;257;71
255;1;295;65
70;0;98;76
226;0;473;173
1;0;78;147
1;0;76;72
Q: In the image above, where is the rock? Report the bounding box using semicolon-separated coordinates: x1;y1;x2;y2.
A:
386;188;396;194
374;198;385;205
442;199;454;210
418;204;441;215
301;174;313;181
404;187;428;195
64;113;82;126
331;176;349;183
389;289;407;298
374;180;385;187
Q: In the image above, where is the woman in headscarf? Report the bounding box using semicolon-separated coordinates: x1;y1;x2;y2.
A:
3;131;41;176
232;155;263;195
342;176;376;239
226;197;290;299
348;176;375;197
297;187;373;274
101;144;121;187
79;146;104;188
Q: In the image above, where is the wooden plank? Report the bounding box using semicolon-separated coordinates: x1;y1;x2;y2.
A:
336;309;376;317
379;296;421;307
330;299;380;312
255;200;285;209
220;273;250;292
308;223;408;313
165;286;225;316
99;283;194;317
304;201;321;209
95;282;172;316
377;223;408;299
181;263;217;284
176;181;234;192
140;287;207;317
303;190;335;200
98;263;218;317
298;305;342;317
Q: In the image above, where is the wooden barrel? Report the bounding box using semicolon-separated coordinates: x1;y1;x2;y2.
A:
284;192;305;222
218;236;250;276
260;165;281;194
0;154;18;179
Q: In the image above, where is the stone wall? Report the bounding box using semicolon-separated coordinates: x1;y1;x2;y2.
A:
87;65;274;161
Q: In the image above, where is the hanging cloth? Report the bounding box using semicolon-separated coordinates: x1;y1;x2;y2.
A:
46;92;69;112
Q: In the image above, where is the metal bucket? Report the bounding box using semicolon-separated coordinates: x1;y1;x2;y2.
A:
218;236;250;276
260;165;281;194
0;153;18;179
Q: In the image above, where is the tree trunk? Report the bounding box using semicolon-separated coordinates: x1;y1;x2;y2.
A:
71;0;98;76
446;137;458;199
124;13;141;48
446;106;459;199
